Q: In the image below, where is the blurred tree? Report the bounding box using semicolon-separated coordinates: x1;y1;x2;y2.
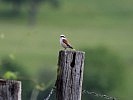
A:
82;46;125;100
28;0;60;25
1;0;26;14
1;0;60;24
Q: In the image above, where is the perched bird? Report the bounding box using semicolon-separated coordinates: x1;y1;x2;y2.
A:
60;35;73;49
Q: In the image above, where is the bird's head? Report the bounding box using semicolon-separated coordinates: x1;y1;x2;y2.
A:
60;35;66;38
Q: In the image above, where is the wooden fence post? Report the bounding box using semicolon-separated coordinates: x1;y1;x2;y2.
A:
0;79;21;100
56;50;85;100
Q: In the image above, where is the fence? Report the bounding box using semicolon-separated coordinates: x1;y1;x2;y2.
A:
44;50;117;100
0;50;117;100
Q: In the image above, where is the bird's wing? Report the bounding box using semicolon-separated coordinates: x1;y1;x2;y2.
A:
62;39;70;46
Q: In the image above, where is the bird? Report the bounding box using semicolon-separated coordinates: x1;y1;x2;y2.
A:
60;35;73;49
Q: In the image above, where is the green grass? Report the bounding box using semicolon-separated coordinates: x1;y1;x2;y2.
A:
0;0;133;99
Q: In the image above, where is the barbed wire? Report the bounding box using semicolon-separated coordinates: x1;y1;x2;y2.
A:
82;89;117;100
43;86;117;100
43;87;55;100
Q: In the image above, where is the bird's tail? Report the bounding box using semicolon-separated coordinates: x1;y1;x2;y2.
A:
68;45;73;49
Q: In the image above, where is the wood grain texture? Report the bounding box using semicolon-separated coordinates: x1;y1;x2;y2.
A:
0;79;21;100
56;50;85;100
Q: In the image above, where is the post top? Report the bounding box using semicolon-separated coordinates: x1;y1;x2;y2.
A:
59;50;85;54
0;79;21;84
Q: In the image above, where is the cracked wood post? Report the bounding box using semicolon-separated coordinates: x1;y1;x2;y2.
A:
0;79;21;100
56;50;85;100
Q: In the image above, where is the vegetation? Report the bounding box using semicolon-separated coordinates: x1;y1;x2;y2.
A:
83;47;125;100
0;0;133;100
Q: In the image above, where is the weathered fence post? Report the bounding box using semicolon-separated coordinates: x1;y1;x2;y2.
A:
0;79;21;100
56;50;85;100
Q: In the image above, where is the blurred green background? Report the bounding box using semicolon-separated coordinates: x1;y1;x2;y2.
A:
0;0;133;100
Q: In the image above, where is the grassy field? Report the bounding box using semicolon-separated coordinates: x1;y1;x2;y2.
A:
0;0;133;99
